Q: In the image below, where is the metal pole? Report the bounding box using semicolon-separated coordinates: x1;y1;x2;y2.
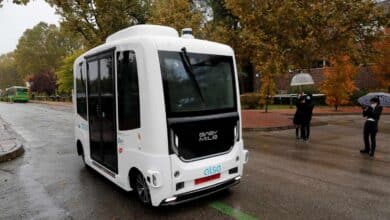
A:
265;76;270;113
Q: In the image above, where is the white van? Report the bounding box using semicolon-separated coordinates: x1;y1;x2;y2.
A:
73;25;249;206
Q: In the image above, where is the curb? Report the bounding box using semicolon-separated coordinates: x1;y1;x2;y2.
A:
29;100;72;107
313;112;390;116
281;112;390;116
0;143;24;163
243;121;328;132
0;115;25;163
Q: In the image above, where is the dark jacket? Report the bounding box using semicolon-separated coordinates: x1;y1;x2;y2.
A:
293;102;305;125
363;105;383;122
302;103;314;124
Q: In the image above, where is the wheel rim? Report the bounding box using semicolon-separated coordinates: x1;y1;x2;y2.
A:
135;174;150;204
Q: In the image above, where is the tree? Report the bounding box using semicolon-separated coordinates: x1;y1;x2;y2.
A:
27;71;57;95
13;22;80;78
371;29;390;92
46;0;151;47
2;0;150;46
202;1;246;61
222;0;386;110
0;53;23;89
258;51;285;112
0;0;28;7
57;50;84;94
320;56;357;111
148;0;203;36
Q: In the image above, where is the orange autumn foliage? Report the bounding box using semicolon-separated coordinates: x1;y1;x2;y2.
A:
321;56;357;110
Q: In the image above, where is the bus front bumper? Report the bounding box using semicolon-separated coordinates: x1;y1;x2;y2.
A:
160;176;240;206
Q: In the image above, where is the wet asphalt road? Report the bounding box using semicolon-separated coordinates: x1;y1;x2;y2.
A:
0;102;389;220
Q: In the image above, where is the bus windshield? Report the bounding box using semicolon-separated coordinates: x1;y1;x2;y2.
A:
159;51;236;117
16;88;28;93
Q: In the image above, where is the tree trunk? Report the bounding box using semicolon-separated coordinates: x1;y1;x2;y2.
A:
265;80;270;113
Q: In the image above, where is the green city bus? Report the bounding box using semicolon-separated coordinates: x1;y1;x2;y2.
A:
5;86;29;102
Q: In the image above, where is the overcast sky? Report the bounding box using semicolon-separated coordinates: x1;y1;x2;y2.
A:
0;0;59;55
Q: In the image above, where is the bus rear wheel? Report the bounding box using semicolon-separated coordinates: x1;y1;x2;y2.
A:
134;172;151;205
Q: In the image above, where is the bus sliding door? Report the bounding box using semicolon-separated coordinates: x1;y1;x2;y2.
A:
87;51;118;174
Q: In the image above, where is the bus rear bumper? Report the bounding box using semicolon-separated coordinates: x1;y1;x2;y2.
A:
160;177;240;206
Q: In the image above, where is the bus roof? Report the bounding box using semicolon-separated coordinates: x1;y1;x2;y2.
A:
6;86;28;89
76;25;235;64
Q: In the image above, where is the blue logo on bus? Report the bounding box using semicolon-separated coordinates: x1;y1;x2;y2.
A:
204;165;221;176
79;123;88;131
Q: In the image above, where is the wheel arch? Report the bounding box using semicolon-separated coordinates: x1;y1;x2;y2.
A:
76;139;83;156
129;167;144;189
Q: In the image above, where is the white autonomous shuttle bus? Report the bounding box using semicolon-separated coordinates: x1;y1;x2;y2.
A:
73;25;249;206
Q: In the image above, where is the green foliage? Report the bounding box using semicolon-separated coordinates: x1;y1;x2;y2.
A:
0;53;23;89
57;50;84;94
13;22;80;79
46;0;151;47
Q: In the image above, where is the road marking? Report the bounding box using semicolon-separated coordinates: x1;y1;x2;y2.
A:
209;201;258;220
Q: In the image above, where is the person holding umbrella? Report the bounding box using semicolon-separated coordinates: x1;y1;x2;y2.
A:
293;95;305;139
360;97;383;157
302;95;314;142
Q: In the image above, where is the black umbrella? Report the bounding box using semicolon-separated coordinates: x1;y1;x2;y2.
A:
358;92;390;107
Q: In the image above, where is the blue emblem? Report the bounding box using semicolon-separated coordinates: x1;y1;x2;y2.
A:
203;165;221;176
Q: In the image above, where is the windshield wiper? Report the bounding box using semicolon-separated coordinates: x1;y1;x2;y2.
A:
179;47;205;103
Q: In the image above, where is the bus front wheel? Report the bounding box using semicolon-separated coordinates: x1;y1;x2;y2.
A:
132;171;151;205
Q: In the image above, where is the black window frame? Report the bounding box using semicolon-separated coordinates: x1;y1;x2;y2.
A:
76;62;87;120
117;50;141;130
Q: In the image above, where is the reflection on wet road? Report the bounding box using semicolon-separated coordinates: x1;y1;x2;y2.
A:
0;103;389;219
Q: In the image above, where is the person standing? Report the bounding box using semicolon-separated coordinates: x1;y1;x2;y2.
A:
301;95;314;142
360;97;383;157
293;96;305;139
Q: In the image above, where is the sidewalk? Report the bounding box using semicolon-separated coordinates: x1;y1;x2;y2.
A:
242;106;390;131
0;116;24;162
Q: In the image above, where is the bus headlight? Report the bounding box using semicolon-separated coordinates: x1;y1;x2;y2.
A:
147;170;162;188
165;197;177;203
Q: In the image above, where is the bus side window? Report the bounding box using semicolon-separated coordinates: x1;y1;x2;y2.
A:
117;51;140;130
76;62;87;119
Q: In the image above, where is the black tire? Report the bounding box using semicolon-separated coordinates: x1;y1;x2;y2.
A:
134;172;151;205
